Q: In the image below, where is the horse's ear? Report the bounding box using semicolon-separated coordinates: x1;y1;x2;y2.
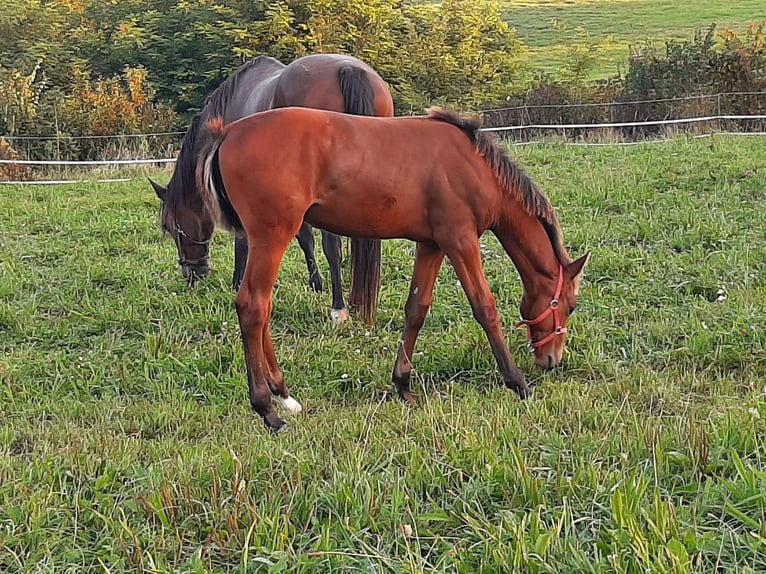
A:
149;178;167;202
567;252;591;278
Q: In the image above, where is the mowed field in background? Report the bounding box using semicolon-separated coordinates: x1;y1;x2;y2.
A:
503;0;766;76
1;136;766;571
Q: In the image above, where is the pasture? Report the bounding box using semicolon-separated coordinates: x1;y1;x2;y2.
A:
503;0;766;76
1;135;766;572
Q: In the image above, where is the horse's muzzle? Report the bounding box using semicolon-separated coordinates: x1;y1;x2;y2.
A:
181;261;210;284
535;352;562;371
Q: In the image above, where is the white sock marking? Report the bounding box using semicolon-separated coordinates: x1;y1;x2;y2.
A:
331;308;349;325
277;396;302;414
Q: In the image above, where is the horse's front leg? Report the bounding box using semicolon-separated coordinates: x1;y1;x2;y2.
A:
236;237;296;432
391;242;445;405
445;238;531;399
320;230;348;324
262;319;302;414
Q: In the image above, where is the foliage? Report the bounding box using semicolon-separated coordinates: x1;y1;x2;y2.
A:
614;20;766;131
547;18;616;98
483;21;766;140
70;0;261;116
624;20;766;98
0;138;31;180
1;0;529;135
0;60;45;137
1;1;765;161
624;25;720;98
57;65;178;159
393;0;527;111
1;137;766;571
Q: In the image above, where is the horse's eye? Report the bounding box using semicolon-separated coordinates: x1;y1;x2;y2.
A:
569;305;576;314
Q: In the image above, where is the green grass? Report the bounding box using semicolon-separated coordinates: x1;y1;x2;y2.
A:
2;135;766;571
502;0;766;76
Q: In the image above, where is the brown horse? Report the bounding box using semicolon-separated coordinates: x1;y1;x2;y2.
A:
151;54;394;324
191;106;589;432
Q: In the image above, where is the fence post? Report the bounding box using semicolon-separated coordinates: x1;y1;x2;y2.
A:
717;93;722;134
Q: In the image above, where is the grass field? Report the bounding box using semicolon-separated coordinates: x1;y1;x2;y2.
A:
503;0;766;76
2;135;766;571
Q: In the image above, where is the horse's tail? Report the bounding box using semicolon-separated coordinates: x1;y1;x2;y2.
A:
195;116;243;235
338;65;381;325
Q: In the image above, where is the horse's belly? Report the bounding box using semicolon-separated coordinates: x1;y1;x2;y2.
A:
304;195;429;241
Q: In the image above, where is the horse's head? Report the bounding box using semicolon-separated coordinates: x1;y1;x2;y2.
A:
516;253;590;370
150;178;214;284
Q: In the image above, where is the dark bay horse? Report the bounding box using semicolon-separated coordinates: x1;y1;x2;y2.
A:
150;54;394;324
192;106;590;432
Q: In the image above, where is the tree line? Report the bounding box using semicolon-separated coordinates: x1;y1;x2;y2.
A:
1;0;527;141
1;0;764;162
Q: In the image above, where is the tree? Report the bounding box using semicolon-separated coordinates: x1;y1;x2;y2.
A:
393;0;528;111
1;0;533;137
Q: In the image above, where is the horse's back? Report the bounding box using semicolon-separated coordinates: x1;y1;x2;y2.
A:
273;54;393;117
223;107;478;179
218;108;492;239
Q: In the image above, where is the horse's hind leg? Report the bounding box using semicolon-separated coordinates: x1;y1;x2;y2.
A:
445;238;531;398
296;223;323;293
236;235;297;432
320;231;348;324
232;236;248;291
391;242;444;405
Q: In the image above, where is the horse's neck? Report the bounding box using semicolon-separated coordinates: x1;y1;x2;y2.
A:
492;206;560;290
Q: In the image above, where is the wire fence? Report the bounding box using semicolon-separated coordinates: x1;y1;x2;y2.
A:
2;91;766;184
481;90;766;141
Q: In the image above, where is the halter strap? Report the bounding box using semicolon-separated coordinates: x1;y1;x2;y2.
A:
174;223;211;267
514;265;566;348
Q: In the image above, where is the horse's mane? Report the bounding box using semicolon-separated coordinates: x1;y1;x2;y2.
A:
205;55;278;119
166;57;281;212
165;114;203;214
427;106;571;265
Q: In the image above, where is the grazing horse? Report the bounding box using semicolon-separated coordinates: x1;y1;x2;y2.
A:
150;53;394;324
191;106;590;432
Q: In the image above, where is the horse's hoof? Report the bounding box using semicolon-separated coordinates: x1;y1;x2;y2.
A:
309;276;323;293
268;422;290;436
263;413;287;433
396;389;418;407
331;308;349;325
515;383;533;400
505;377;532;400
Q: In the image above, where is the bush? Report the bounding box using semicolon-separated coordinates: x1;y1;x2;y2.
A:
620;20;766;129
484;21;766;140
57;66;179;160
0;137;32;180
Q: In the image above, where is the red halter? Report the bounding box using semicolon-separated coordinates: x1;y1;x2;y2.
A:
514;265;566;349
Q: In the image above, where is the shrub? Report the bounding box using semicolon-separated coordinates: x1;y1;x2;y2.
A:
0;137;32;180
57;66;179;160
484;21;766;140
